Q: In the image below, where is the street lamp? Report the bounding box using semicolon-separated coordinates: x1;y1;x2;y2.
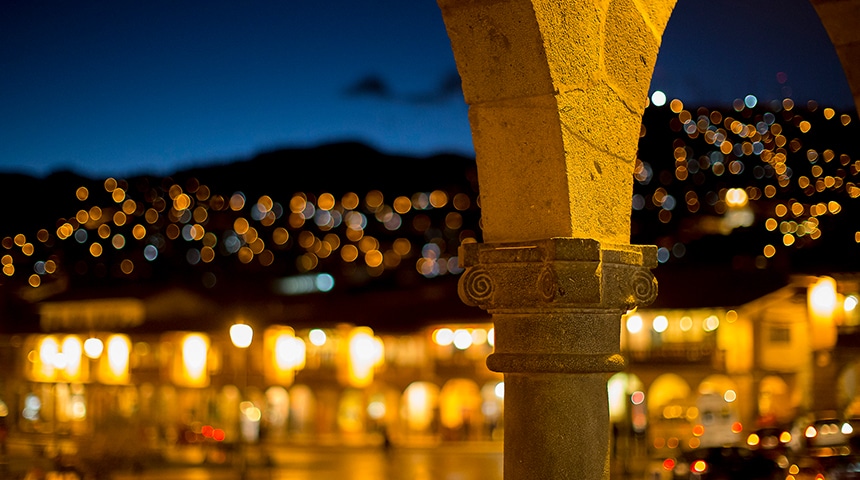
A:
229;321;254;480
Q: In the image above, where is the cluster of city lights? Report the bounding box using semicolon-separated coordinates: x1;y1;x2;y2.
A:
2;96;857;291
636;93;859;266
431;326;494;350
624;310;732;336
0;171;480;290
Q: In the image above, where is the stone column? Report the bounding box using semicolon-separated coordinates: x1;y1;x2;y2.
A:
459;238;657;480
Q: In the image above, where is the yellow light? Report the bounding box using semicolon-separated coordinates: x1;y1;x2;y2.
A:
747;433;760;446
274;331;305;371
101;334;131;384
809;276;838;350
440;378;481;429
403;381;438;431
37;336;60;380
345;327;383;388
61;336;83;380
810;277;837;315
180;333;209;387
471;328;488;345
679;316;693;332
725;188;748;208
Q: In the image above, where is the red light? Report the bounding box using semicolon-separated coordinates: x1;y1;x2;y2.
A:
691;460;708;473
692;424;705;437
731;421;743;434
213;428;226;442
201;425;214;438
662;458;676;471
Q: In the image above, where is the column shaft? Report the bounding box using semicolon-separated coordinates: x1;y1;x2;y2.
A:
504;372;610;480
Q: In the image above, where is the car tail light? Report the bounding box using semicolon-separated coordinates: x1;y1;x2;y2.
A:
662;458;676;471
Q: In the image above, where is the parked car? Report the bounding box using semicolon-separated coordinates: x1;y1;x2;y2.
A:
804;417;853;454
746;426;793;466
669;446;783;480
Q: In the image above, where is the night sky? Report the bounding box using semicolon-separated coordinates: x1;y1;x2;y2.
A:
1;0;854;178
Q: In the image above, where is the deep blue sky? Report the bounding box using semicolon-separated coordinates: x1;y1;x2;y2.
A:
0;0;853;178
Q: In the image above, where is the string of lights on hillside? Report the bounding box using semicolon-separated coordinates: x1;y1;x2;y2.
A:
634;92;860;268
0;174;481;292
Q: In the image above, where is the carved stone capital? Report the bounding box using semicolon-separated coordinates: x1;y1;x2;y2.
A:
457;238;657;313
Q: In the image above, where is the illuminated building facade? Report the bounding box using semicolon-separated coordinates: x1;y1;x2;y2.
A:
0;272;858;468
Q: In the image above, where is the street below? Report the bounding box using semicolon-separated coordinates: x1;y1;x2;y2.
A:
104;443;504;480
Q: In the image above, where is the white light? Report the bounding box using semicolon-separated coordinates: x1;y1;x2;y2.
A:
230;323;253;348
651;90;667;107
809;277;837;317
626;315;643;334
367;401;386;420
453;329;473;350
84;337;104;359
494;382;505;399
703;315;720;332
845;295;858;312
433;328;454;346
308;329;327;347
652;315;668;333
724;390;737;403
107;334;131;378
275;335;305;370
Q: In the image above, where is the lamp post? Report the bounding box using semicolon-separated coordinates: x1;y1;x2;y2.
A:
229;322;253;480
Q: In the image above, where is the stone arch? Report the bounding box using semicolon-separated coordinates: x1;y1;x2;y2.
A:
757;375;794;425
648;372;692;411
811;1;860;116
439;378;482;439
437;0;678;244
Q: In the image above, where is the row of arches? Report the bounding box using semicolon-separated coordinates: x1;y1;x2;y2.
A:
609;358;860;458
12;376;506;455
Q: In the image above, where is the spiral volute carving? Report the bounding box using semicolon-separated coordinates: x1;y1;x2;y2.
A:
630;269;658;307
460;267;494;305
